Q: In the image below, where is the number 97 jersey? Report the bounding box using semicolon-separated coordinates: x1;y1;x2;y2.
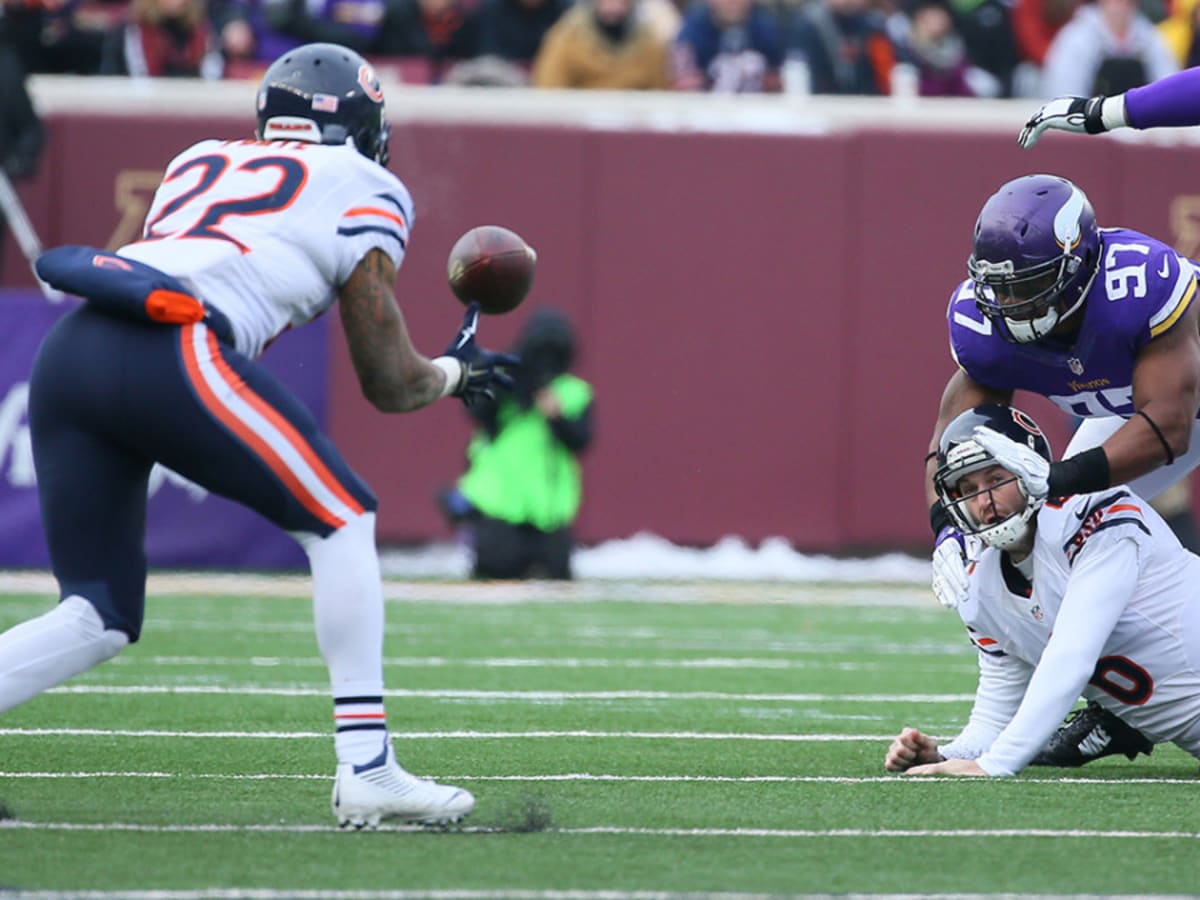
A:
118;138;413;359
947;227;1199;422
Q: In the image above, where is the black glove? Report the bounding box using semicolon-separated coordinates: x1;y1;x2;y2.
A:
438;302;520;408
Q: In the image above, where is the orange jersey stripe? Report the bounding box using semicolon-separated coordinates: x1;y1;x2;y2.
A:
344;206;406;228
181;326;345;530
1106;504;1142;514
976;638;998;646
201;329;365;522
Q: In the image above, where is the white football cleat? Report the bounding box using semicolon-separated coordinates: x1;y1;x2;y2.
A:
332;744;475;829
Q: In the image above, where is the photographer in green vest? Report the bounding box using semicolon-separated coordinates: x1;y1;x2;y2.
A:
443;307;594;579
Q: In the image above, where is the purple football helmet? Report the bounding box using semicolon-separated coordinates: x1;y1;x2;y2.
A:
934;404;1053;550
967;174;1101;343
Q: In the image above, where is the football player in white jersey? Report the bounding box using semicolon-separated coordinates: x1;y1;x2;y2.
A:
887;405;1200;777
0;43;517;828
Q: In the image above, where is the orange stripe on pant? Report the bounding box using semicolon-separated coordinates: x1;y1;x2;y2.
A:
200;329;365;520
179;325;362;531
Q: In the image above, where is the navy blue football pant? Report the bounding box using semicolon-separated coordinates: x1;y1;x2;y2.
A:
28;306;376;641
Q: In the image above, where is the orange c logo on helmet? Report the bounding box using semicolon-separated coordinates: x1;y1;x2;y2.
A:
1011;409;1042;436
358;65;384;103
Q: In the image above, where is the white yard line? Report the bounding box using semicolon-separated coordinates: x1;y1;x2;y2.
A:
42;685;974;702
107;655;951;672
0;572;931;606
0;891;805;900
0;728;889;740
5;892;1191;900
0;820;1195;839
0;771;1195;785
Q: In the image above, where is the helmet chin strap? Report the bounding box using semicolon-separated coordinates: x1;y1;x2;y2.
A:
974;484;1041;551
1004;308;1059;343
1004;285;1088;343
978;507;1036;551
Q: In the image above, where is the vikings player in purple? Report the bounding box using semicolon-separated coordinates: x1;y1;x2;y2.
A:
923;174;1200;765
1018;66;1200;148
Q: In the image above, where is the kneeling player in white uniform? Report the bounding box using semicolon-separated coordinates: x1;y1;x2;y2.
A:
0;44;515;827
887;405;1200;776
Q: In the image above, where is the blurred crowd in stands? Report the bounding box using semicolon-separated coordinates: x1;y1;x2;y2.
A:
0;0;1196;95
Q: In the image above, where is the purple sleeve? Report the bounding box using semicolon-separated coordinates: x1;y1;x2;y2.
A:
1124;67;1200;129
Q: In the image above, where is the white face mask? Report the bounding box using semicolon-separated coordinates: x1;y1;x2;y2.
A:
973;502;1037;550
1003;307;1060;343
943;442;1042;550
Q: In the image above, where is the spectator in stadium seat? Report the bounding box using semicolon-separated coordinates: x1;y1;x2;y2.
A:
1011;0;1078;72
889;0;979;96
0;41;43;184
260;0;387;54
101;0;225;77
0;38;44;282
207;0;259;66
944;0;1021;97
671;0;785;92
787;0;896;94
532;0;671;88
0;0;108;73
477;0;567;64
1040;0;1177;97
375;0;481;83
440;307;594;581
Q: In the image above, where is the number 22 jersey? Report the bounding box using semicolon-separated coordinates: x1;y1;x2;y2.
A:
118;138;413;359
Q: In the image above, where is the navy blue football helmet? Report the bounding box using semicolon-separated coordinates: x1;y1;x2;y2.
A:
255;43;390;166
935;404;1053;550
967;174;1101;343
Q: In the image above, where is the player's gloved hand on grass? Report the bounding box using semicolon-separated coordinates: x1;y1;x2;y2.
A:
437;302;520;408
972;426;1051;501
931;526;968;610
1018;96;1108;149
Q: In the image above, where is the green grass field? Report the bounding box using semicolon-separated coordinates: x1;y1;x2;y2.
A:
0;576;1197;899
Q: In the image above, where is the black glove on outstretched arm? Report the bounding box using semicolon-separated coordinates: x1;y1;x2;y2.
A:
433;302;520;408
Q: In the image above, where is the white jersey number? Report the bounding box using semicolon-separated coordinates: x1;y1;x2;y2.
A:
1104;242;1150;302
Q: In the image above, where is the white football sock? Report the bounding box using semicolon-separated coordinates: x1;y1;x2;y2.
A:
0;595;129;713
333;694;389;766
298;512;389;765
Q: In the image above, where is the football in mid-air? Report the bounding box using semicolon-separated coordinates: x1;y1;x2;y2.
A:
446;225;537;315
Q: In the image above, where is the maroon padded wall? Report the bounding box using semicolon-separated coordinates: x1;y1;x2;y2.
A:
10;111;1197;552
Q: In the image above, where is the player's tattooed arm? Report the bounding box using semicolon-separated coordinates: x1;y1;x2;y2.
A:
338;248;448;413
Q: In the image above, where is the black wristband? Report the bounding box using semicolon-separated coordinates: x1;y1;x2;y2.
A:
1047;447;1111;497
1082;96;1108;134
930;500;952;537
